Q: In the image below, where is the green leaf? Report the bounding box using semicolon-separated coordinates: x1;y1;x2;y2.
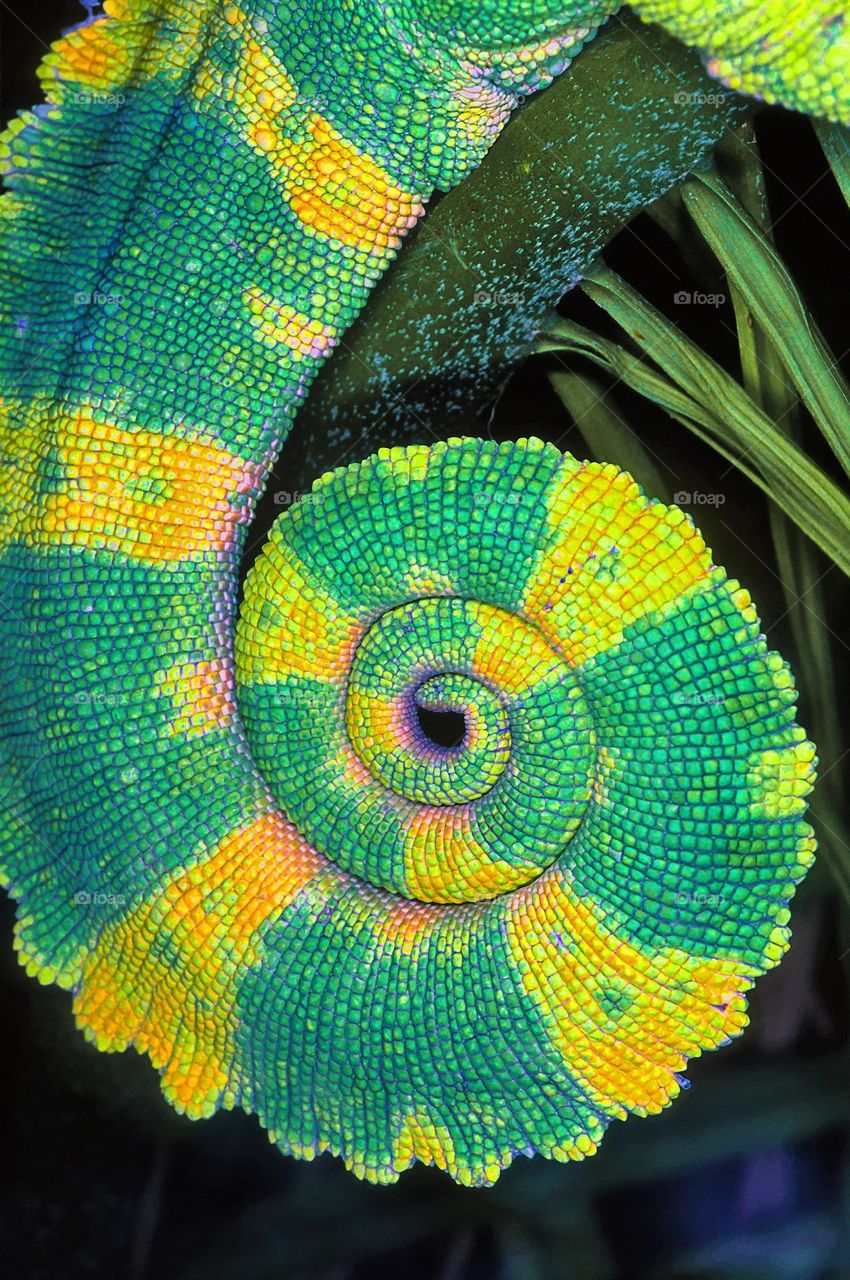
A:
717;129;850;901
680;171;850;480
815;120;850;209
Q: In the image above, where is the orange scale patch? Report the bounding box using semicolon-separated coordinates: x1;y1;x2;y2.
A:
468;599;564;695
261;113;424;254
373;898;443;957
153;658;237;738
19;409;262;561
236;542;361;684
74;811;322;1116
46;22;125;92
41;0;206;102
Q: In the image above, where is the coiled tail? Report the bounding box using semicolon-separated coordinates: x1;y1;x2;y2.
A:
0;0;828;1186
70;434;807;1185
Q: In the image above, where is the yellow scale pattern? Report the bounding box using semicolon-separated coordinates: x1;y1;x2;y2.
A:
505;872;755;1119
524;461;712;665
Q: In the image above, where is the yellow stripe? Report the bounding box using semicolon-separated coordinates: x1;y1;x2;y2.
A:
152;658;236;738
748;737;817;820
403;807;526;901
244;286;338;358
469;599;565;694
505;870;753;1118
237;542;362;682
37;1;212;104
524;462;711;665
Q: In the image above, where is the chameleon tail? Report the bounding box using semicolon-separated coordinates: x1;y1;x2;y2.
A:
73;437;815;1184
0;0;825;1184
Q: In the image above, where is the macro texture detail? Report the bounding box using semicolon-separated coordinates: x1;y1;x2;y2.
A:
0;0;836;1186
108;440;816;1183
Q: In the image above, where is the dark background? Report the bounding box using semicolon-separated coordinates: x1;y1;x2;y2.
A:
2;4;849;1278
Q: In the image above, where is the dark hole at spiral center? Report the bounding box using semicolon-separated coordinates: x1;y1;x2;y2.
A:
416;706;466;750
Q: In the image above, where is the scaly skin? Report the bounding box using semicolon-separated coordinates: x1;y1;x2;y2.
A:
0;0;835;1184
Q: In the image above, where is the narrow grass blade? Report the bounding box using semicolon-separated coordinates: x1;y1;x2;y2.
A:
681;171;850;479
547;369;672;501
537;278;850;576
815;120;850;210
719;127;850;892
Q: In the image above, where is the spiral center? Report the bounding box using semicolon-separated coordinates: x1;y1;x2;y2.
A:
234;443;609;903
347;618;512;808
416;704;466;750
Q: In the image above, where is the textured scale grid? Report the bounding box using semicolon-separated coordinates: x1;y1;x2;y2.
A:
0;0;838;1184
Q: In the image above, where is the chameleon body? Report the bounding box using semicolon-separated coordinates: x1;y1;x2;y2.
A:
0;0;837;1183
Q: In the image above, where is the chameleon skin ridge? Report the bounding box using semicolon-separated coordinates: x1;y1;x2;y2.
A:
0;0;832;1184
